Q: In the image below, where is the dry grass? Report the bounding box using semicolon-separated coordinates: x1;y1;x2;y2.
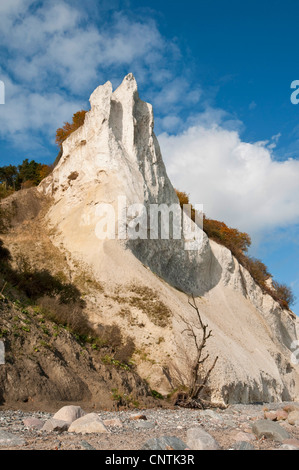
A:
113;284;171;328
118;307;145;328
38;296;92;338
73;273;104;294
38;298;136;365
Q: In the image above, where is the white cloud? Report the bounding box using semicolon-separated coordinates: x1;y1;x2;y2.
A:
0;0;31;21
151;77;201;116
99;14;166;66
157;115;184;133
159;121;299;236
0;73;83;140
1;3;172;95
0;0;185;141
2;2;99;93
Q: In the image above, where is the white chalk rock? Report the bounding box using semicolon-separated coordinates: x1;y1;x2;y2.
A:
38;74;299;405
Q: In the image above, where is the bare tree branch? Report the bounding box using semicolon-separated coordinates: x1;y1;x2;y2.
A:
175;294;218;409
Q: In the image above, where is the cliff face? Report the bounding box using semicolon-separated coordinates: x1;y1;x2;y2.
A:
35;74;299;404
40;73;214;296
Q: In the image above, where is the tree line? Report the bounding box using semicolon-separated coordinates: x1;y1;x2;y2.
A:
0;159;52;200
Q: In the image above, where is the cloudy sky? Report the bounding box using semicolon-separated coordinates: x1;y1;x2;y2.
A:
1;0;299;314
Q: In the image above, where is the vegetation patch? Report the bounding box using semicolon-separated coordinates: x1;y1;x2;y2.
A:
0;109;87;202
0;243;135;371
113;284;171;327
151;389;164;400
0;159;52;198
176;189;296;310
55;110;87;149
111;388;139;409
118;307;145;327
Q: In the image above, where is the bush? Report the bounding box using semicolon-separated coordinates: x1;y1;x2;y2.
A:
21;180;35;189
0;184;14;201
55;110;87;149
176;189;196;220
176;190;190;207
0;160;52;195
0;250;83;305
175;188;295;311
11;258;82;303
38;296;92;338
241;256;270;288
114;337;135;364
125;284;171;327
203;216;251;257
176;188;251;256
271;281;296;308
97;323;123;350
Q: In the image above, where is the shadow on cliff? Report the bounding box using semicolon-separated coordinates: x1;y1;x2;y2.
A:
127;93;223;296
0;239;84;305
128;237;222;297
109;98;123;142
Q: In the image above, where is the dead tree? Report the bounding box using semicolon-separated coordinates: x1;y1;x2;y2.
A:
175;294;218;409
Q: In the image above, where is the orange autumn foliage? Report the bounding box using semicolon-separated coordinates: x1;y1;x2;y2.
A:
55;110;87;148
38;164;52;181
175;188;295;310
203;216;251;257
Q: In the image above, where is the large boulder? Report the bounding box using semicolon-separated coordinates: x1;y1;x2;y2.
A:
288;410;299;426
141;436;188;450
186;427;220;450
53;405;86;424
251;420;291;442
42;419;70;432
68;413;109;434
0;430;25;447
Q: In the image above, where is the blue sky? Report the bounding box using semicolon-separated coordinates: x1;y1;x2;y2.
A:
0;0;299;314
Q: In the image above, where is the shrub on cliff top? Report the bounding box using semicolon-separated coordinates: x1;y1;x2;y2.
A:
175;188;295;310
55;110;87;149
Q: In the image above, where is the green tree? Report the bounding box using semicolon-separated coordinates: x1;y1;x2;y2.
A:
17;159;39;188
0;165;18;189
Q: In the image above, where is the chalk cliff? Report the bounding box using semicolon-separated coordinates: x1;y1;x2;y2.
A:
36;74;299;404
